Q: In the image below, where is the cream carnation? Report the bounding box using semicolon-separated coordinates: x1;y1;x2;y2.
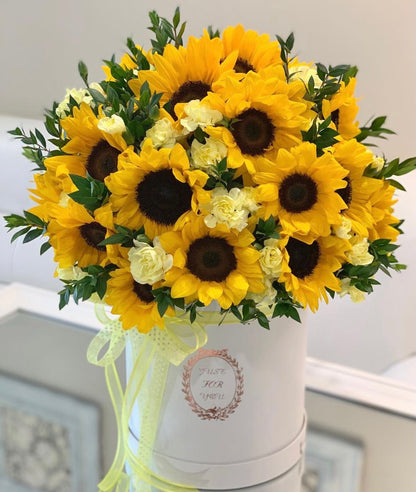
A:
56;88;94;118
259;238;284;278
370;155;385;172
191;137;227;171
97;114;126;135
145;118;180;148
128;238;173;285
203;187;258;231
339;278;366;303
246;277;275;309
181;99;223;134
333;216;352;239
57;266;87;281
346;236;374;266
289;64;321;87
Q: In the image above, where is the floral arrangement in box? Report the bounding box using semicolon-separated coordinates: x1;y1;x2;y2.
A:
5;8;416;491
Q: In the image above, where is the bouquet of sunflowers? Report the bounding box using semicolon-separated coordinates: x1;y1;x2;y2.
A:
5;8;416;332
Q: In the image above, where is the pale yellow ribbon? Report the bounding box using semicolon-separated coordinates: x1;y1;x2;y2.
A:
87;305;227;492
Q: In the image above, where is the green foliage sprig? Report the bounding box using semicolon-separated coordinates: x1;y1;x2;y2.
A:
305;63;358;115
333;238;406;297
69;174;110;213
148;8;187;54
4;211;51;255
254;216;280;246
275;32;295;81
58;264;117;309
301;116;339;155
98;225;150;248
357;116;395;145
8;127;49;171
152;286;185;317
205;158;239;191
364;156;416;191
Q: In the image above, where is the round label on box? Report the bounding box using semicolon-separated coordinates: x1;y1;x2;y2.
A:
182;349;244;421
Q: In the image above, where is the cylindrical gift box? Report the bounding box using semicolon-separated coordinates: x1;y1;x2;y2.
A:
127;315;307;490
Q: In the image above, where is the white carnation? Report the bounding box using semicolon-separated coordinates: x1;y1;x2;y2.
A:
191;137;227;172
181;99;223;134
203;187;258;231
97;114;126;135
259;238;283;278
56;88;94;119
128;237;173;285
145;118;180;148
346;236;374;266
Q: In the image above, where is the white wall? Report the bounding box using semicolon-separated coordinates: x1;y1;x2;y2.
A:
306;390;416;492
1;0;415;373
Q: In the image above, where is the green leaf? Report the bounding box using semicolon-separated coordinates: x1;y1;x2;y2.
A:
35;129;46;147
285;32;295;51
23;228;44;243
156;295;170;317
98;234;125;246
45;117;60;138
230;305;243;321
78;60;89;86
96;275;107;298
387;179;406;191
257;311;270;330
40;241;52;255
8;127;23;136
88;88;106;104
24;211;45;227
11;227;31;243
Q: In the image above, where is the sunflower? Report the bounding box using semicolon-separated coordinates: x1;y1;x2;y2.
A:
105;255;171;333
45;103;127;185
205;70;314;175
368;180;400;242
220;25;282;74
106;139;209;239
322;78;360;140
254;143;348;240
158;215;264;309
47;200;113;268
130;34;237;118
279;234;349;312
331;139;381;236
28;169;68;221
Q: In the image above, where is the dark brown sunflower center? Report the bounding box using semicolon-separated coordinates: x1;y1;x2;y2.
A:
286;237;320;279
331;109;340;128
231;108;275;156
336;177;352;209
169;81;211;118
136;168;193;226
79;222;106;251
279;173;318;213
186;236;237;282
234;57;255;74
133;282;154;304
86;140;120;181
